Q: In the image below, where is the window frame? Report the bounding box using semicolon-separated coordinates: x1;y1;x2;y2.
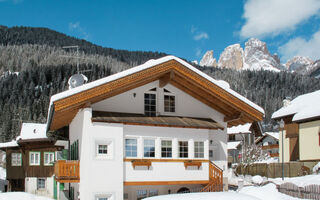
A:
143;139;155;158
125;138;138;158
11;152;22;166
179;141;189;158
164;94;176;113
97;144;109;155
44;152;55;166
161;140;172;158
144;92;157;116
29;151;41;166
194;141;205;158
95;139;113;160
37;178;46;190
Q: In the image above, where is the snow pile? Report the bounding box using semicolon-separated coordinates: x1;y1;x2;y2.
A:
271;174;320;187
312;162;320;174
144;192;259;200
272;90;320;121
0;192;53;200
227;123;252;134
254;157;279;164
227;141;241;150
252;175;263;185
227;169;252;186
0;167;6;180
239;183;300;200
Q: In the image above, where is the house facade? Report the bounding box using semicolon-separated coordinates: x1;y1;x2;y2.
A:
272;90;320;162
48;56;264;200
0;123;67;198
255;132;279;159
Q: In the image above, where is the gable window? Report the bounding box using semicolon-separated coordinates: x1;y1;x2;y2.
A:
37;178;46;189
125;138;137;157
164;95;175;112
144;93;156;116
161;140;172;158
98;145;108;155
179;141;188;158
30;152;40;166
144;139;155;158
194;141;204;158
44;152;55;166
11;153;22;166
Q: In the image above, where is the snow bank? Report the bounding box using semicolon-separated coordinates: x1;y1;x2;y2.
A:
0;192;53;200
254;157;279;164
144;192;259;200
239;183;300;200
312;162;320;174
252;175;263;185
270;174;320;187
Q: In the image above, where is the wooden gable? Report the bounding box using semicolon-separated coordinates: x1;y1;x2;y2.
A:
49;59;264;131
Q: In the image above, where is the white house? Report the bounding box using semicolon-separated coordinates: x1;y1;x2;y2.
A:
255;132;279;159
48;56;264;200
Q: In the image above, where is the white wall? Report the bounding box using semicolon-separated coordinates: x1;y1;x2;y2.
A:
124;125;209;182
92;81;226;125
69;108;124;200
209;129;227;176
25;176;54;198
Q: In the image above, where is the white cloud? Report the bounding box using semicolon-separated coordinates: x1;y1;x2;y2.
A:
68;22;90;40
195;48;202;57
240;0;320;38
279;30;320;62
193;32;209;41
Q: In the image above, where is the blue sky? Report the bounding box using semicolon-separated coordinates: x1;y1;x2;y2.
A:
1;0;320;63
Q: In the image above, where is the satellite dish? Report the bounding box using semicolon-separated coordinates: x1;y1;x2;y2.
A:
68;74;88;89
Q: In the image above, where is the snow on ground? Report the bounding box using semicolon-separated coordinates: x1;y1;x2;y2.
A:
144;192;260;200
239;183;301;200
228;168;253;186
312;162;320;173
252;175;263;185
270;174;320;187
0;192;53;200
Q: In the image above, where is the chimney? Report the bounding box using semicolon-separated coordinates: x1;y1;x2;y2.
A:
283;96;292;107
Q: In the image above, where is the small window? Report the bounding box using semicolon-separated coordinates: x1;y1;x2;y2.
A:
144;93;156;116
163;88;171;93
125;139;137;157
37;178;46;190
30;152;40;166
228;135;236;141
136;190;147;199
194;141;204;158
164;95;175;112
144;139;155;158
124;193;129;199
209;150;213;158
11;153;22;166
149;87;157;91
44;152;55;166
98;145;108;155
161;140;172;158
149;189;158;197
179;141;188;158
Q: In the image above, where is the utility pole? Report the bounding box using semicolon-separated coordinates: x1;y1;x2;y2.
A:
279;119;285;181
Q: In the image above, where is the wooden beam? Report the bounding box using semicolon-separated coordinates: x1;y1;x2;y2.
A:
224;112;242;122
159;70;175;88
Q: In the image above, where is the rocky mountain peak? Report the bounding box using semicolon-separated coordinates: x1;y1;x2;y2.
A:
218;44;243;70
199;50;217;67
285;56;313;71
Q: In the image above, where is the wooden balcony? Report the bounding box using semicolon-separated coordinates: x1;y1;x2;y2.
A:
270;153;279;157
54;160;80;183
262;144;279;150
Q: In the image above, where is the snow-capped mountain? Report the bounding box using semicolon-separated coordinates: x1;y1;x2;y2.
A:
285;56;313;72
218;44;243;70
243;38;281;72
199;50;217;67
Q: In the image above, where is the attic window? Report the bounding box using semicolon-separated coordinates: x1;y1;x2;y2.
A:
149;87;157;92
163;88;171;93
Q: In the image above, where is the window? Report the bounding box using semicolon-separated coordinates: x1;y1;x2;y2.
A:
161;140;172;158
144;139;155;158
179;141;188;158
70;140;79;160
209;150;213;158
144;93;156;116
29;152;40;166
98;145;108;155
137;190;147;199
125;139;137;157
164;95;175;112
37;178;46;190
11;153;21;166
149;189;158;197
44;152;55;166
228;135;236;141
194;141;204;158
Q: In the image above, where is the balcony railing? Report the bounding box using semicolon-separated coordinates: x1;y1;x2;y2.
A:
262;144;279;150
54;160;80;183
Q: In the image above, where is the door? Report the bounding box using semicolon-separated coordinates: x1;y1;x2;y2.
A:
289;137;299;161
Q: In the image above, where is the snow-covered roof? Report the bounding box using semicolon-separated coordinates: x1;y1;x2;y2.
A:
0;140;18;148
265;132;279;140
227;123;252;135
49;56;264;114
228;141;241;150
272;90;320;122
18;123;47;140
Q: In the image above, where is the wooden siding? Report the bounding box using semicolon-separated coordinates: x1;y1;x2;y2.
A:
6;148;25;179
50;59;264;131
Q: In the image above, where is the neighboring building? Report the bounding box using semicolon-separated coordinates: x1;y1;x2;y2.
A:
255;132;279;158
272;90;320;162
227;122;263;165
47;56;264;200
0;123;67;198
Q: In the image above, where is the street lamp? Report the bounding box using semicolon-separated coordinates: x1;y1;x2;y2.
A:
279;119;285;181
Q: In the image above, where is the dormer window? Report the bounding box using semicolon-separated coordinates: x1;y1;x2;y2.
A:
144;93;156;116
164;95;175;112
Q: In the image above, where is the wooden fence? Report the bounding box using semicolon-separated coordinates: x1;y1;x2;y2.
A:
236;161;318;178
277;182;320;200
